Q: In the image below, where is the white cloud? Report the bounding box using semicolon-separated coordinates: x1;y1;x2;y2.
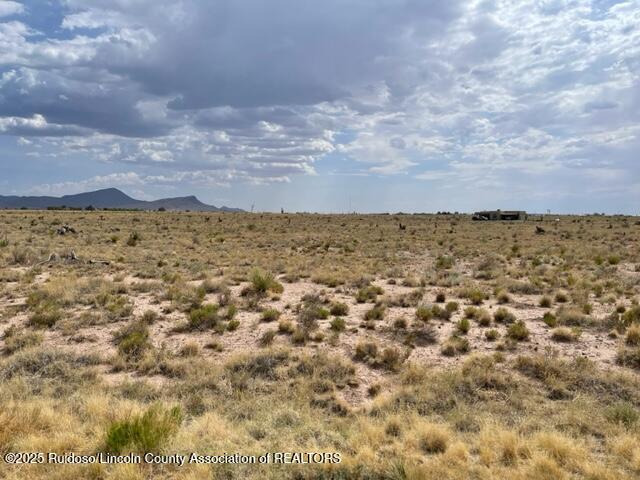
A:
0;1;22;18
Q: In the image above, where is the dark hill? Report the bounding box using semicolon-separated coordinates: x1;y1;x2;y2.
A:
0;188;244;212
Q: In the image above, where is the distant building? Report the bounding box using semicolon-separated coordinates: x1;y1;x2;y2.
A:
472;210;527;221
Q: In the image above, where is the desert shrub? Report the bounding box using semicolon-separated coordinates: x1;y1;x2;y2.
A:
476;309;492;327
441;335;470;356
417;423;450;454
494;307;516;324
435;255;454;270
415;305;433;322
557;306;587;326
431;305;451;321
625;324;640;346
555;291;569;303
364;304;385;321
456;317;471;335
405;323;438;347
227;318;240;331
393;317;408;330
104;404;183;454
617;347;640;369
261;308;280;322
605;402;638;427
622;305;640;327
355;285;383;303
259;329;277;347
608;254;621;265
458;286;486;305
507;321;529;341
543;312;557;327
354;341;403;371
246;269;283;296
115;321;151;359
496;291;511;304
354;341;378;362
330;302;349;316
464;306;478;319
188;304;220;330
126;231;141;247
435;291;446;303
3;327;43;354
485;329;499;341
298;299;328;332
330;317;346;332
179;342;200;357
28;304;62;328
278;319;295;334
227;350;290;380
551;327;579;343
445;301;459;313
225;304;238;320
140;310;158;324
10;246;35;265
539;296;552;308
385;418;402;437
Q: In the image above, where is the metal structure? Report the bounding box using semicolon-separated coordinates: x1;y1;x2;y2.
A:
472;210;527;221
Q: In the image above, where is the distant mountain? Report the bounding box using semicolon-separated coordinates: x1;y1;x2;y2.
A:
0;188;244;212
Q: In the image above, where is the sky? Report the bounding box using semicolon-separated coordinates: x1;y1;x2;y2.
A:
0;0;638;213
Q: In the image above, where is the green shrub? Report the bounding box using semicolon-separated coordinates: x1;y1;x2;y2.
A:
261;308;281;322
507;320;529;341
330;302;349;316
3;328;43;354
355;285;383;303
330;317;346;332
543;312;557;327
415;305;432;322
617;347;640;369
435;255;454;270
259;329;277;347
188;304;220;330
605;402;638;427
539;296;552;308
364;304;386;321
115;321;151;359
441;335;469;356
485;329;499;341
248;269;283;295
29;305;62;328
431;305;451;321
622;305;640;327
496;291;511;304
494;307;516;324
105;404;183;454
126;232;141;247
445;301;459;313
456;317;471;335
476;309;492;327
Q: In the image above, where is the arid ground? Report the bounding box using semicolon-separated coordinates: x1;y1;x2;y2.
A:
1;210;640;479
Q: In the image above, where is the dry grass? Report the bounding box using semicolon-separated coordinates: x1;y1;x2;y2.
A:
0;211;638;478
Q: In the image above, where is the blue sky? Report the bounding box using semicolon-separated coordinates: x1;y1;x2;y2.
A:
0;0;638;213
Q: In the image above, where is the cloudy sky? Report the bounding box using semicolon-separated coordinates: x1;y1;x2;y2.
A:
0;0;638;213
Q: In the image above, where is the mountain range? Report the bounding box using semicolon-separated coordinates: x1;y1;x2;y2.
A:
0;188;244;212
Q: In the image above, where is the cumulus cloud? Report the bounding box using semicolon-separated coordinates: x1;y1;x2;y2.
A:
0;2;22;18
0;0;638;204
